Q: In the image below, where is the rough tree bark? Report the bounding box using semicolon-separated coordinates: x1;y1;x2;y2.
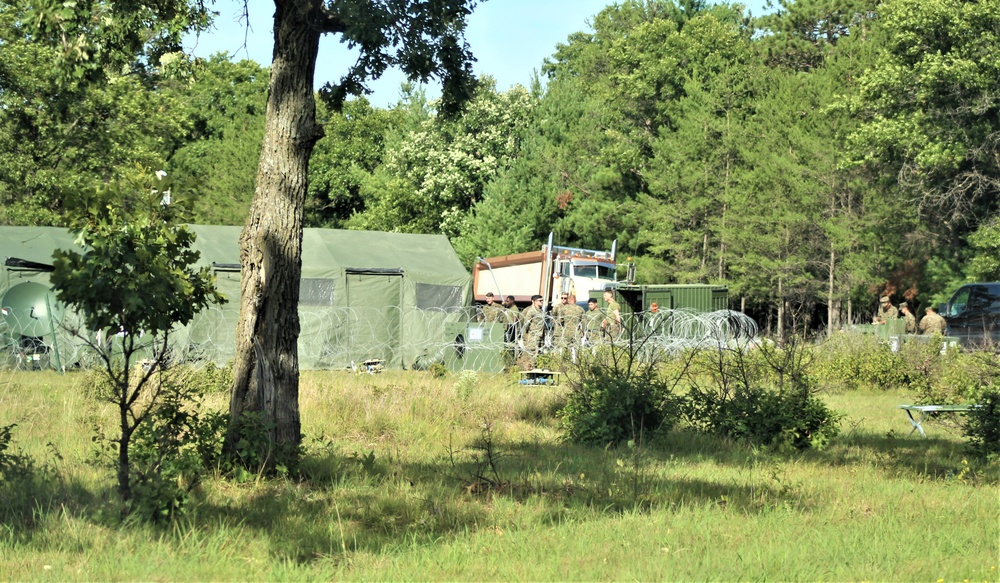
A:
222;0;477;462
226;0;323;459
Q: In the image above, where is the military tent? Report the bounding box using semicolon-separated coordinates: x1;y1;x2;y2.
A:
0;225;472;370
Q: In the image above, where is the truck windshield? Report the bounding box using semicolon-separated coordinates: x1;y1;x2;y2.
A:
574;264;616;280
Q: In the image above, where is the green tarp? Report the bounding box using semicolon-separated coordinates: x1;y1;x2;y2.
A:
0;225;471;370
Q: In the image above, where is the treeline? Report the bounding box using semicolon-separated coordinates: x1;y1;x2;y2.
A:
2;0;998;336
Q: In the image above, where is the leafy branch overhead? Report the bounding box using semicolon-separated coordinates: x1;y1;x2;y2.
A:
318;0;480;115
51;171;225;337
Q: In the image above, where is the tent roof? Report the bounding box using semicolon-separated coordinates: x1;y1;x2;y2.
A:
307;229;467;281
0;226;81;267
0;225;468;282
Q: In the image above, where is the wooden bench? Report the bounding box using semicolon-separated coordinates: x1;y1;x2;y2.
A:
898;404;979;437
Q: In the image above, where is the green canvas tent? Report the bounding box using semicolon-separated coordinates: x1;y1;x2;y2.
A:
0;225;472;371
0;227;85;369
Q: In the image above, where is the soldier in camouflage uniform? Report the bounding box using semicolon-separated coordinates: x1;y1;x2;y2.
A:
520;294;546;358
899;302;917;334
919;306;947;335
502;295;520;344
480;292;505;323
602;289;622;341
873;296;898;325
584;298;603;345
552;293;585;350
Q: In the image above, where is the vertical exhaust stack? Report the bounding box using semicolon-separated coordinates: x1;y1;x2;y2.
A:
477;257;504;301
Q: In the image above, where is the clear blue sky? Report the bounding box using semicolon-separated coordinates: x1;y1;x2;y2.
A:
184;0;769;108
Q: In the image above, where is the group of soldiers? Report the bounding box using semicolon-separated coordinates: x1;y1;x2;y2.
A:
478;289;627;363
873;296;947;335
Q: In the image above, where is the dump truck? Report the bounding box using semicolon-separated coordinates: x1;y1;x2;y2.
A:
473;233;617;308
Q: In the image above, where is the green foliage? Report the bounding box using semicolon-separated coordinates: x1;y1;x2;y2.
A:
966;217;1000;282
682;341;843;450
307;98;399;227
25;0;211;85
228;410;300;481
428;362;448;379
0;422;59;531
963;389;1000;459
560;345;680;446
350;80;536;238
177;362;235;396
0;423;34;482
845;0;1000;256
50;170;225;504
810;332;997;404
810;333;908;391
898;337;996;404
165;55;268;226
317;1;480;116
454;370;478;402
684;383;842;450
0;0;195;227
51;172;225;336
128;384;227;522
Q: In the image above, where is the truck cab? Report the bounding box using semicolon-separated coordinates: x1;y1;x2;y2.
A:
942;282;1000;347
550;249;617;307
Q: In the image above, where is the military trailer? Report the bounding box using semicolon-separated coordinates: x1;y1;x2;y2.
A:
597;284;729;315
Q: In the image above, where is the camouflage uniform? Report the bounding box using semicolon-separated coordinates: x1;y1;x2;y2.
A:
603;298;622;340
584;307;603;345
553;303;585;348
481;302;505;324
919;311;947;335
520;304;545;355
503;303;520;344
875;303;898;324
901;310;917;334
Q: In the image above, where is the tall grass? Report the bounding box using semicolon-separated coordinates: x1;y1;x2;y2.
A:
0;368;996;581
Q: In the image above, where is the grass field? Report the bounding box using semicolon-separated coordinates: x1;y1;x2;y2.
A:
0;368;997;581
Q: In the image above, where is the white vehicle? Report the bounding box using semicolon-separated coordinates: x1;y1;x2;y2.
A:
473;233;617;309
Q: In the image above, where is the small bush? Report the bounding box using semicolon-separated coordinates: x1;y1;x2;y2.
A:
934;350;999;403
560;343;682;446
428;362;448;379
811;333;908;391
179;361;234;395
454;370;478;402
683;340;842;450
128;388;228;522
227;410;301;481
683;384;842;450
963;389;1000;459
0;423;35;482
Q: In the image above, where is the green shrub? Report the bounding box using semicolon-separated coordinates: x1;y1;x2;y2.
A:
227;410;301;481
683;384;841;450
454;370;478;401
683;340;842;450
0;423;34;482
934;351;999;402
811;333;907;391
963;389;1000;459
560;344;681;446
128;388;228;522
428;362;448;379
182;361;234;395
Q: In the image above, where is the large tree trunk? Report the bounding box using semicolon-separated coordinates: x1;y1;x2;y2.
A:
225;0;323;461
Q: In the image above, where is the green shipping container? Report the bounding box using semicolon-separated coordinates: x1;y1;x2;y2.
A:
607;284;729;314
